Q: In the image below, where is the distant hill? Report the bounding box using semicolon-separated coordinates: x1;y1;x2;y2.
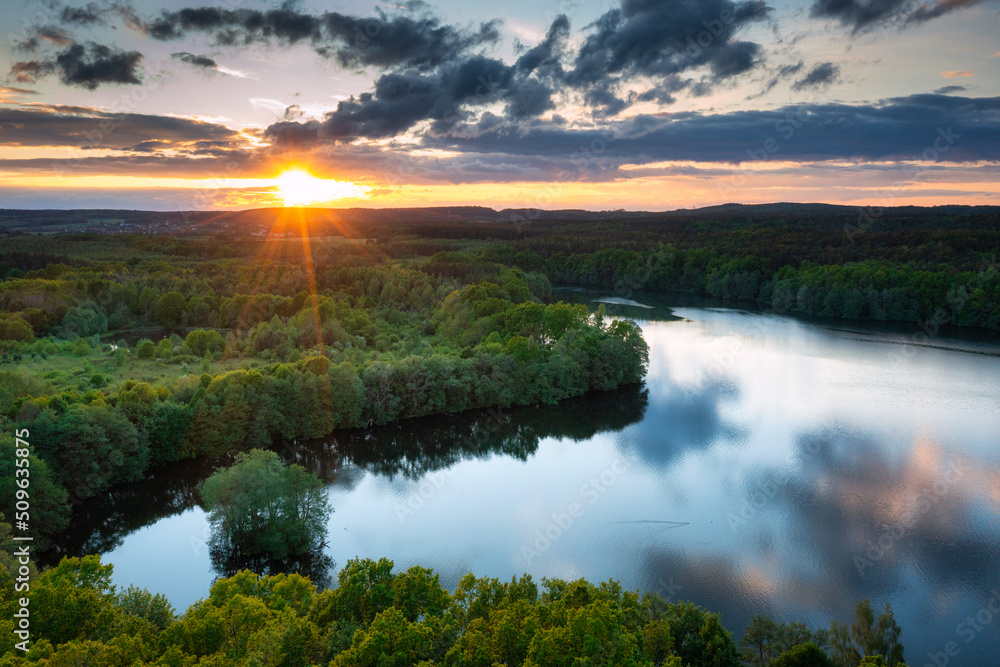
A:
1;203;998;235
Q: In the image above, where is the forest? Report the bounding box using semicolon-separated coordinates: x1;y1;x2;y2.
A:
0;232;648;549
1;206;996;666
1;205;998;546
0;544;909;667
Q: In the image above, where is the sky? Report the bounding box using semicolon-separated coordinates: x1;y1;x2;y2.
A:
0;0;998;210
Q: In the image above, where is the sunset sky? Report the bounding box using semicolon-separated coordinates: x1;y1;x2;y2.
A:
0;0;998;210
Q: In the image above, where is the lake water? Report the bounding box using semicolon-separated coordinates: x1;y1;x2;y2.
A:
50;295;1000;665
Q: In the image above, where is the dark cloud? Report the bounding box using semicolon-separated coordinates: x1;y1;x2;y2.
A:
708;40;762;78
934;85;966;95
753;60;805;96
144;6;501;73
810;0;986;32
171;51;218;70
266;47;565;144
57;0;144;30
14;26;74;52
0;106;239;149
9;42;143;90
514;14;570;78
564;0;771;114
904;0;987;23
421;94;1000;165
778;61;805;77
792;61;840;90
127;140;171;152
9;61;50;84
60;3;105;26
265;0;775;136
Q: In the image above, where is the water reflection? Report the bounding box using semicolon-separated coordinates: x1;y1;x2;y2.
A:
208;538;336;590
55;301;1000;664
45;383;649;565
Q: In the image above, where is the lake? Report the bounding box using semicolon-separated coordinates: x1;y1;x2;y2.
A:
49;294;1000;665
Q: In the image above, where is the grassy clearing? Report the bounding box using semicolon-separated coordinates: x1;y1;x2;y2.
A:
10;350;266;395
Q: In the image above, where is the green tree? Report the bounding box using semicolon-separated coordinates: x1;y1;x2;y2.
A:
0;316;34;342
771;643;835;667
201;449;332;561
0;439;70;549
742;615;779;667
155;337;174;359
154;292;187;327
184;329;225;357
829;600;905;667
136;339;155;359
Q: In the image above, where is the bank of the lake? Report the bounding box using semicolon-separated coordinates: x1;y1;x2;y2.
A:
51;297;1000;664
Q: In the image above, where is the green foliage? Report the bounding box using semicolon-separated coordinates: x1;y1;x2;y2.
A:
741;614;829;666
58;302;108;338
201;449;332;560
154;291;187;327
156;337;174;359
116;585;175;631
0;437;69;549
0;315;34;343
0;547;905;667
27;402;147;498
829;600;905;667
184;328;225;357
771;643;835;667
136;338;155;359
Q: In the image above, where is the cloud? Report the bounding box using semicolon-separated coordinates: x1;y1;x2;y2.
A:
810;0;987;32
941;70;973;78
419;94;1000;165
171;51;218;70
564;0;771;112
792;61;840;90
905;0;988;24
513;14;570;78
0;86;40;104
127;140;173;152
9;42;143;90
57;0;144;31
934;85;966;94
59;3;105;26
14;26;75;52
268;56;513;142
265;41;570;144
0;106;240;149
215;65;252;79
753;60;805;96
144;5;501;73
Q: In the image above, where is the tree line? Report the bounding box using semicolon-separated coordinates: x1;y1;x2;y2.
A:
0;236;649;546
0;544;910;666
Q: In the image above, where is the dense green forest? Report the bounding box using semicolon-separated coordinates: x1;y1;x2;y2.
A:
0;206;995;666
0;544;909;666
0;232;647;548
1;205;998;545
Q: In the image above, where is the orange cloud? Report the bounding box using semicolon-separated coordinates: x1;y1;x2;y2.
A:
941;70;973;78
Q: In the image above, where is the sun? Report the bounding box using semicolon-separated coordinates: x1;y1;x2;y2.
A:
274;169;371;206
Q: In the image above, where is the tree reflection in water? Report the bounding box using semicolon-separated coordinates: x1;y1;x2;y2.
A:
42;384;648;567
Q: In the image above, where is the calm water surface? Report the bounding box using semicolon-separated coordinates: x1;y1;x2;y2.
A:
53;297;1000;665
